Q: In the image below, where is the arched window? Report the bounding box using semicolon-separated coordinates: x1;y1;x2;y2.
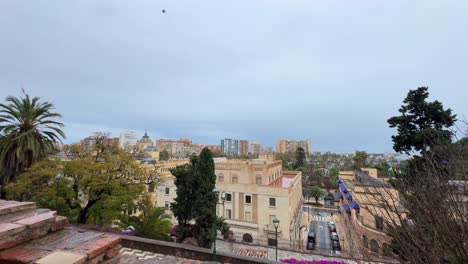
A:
363;235;368;248
370;239;379;253
382;243;392;256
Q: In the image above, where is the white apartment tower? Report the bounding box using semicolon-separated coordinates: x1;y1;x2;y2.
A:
119;131;138;149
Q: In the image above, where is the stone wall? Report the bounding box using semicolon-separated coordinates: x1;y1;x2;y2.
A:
120;235;280;264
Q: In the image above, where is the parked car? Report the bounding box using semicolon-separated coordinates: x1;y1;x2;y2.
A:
329;225;336;232
330;233;339;241
332;240;341;251
306;242;316;250
306;232;316;250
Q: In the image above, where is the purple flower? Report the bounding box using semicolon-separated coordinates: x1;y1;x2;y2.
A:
280;259;347;264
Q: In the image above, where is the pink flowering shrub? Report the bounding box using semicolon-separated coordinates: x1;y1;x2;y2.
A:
280;259;347;264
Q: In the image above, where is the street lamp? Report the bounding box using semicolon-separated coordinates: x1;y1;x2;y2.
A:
272;217;280;261
212;188;220;262
55;173;64;211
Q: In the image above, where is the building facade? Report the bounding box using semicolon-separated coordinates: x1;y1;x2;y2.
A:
214;158;304;248
156;139;193;157
239;140;249;156
276;139;312;154
221;138;239;156
297;140;312;154
150;159;190;219
154;157;304;248
250;142;261;155
337;171;398;260
119;131;138;149
136;132;154;152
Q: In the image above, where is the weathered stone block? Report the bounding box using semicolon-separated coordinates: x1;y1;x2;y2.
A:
35;251;87;264
76;235;121;259
14;211;57;229
0;202;36;216
0;223;26;237
0;247;51;263
104;244;122;259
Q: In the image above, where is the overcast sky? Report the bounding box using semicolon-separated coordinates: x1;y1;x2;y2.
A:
1;0;467;153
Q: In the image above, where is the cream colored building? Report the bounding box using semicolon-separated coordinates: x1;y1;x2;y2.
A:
151;159;190;219
337;171;399;260
214;158;304;248
154;157;304;248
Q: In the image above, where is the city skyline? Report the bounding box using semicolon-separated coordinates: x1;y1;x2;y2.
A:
1;1;467;153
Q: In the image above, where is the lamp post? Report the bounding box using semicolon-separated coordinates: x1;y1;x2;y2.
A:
55;173;64;211
212;188;220;262
273;217;280;261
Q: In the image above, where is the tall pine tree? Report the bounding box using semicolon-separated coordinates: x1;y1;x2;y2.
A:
170;149;217;248
191;148;217;248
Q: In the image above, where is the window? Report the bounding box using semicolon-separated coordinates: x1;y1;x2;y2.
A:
165;201;169;209
256;175;262;184
165;187;170;195
382;243;392;256
269;198;276;207
226;193;232;202
232;176;238;183
245;212;252;221
269;215;276;225
148;183;155;193
226;209;232;219
375;216;384;231
362;235;368;248
370;239;379;253
245;195;252;204
218;176;224;182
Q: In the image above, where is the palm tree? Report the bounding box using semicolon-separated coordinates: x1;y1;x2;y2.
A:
124;205;172;241
0;93;64;197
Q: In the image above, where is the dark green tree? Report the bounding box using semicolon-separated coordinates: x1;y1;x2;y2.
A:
121;196;172;241
170;162;195;225
308;185;326;204
216;216;231;239
159;149;170;161
191;148;217;248
387;87;456;155
0;93;64;198
353;150;368;169
294;147;307;169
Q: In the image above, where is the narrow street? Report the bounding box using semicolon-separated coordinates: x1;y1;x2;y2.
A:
302;206;335;255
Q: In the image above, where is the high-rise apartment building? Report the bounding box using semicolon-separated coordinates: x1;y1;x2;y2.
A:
239;140;249;155
119;131;138;149
250;141;261;155
221;138;239;155
276;139;311;154
298;140;312;154
276;140;288;153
